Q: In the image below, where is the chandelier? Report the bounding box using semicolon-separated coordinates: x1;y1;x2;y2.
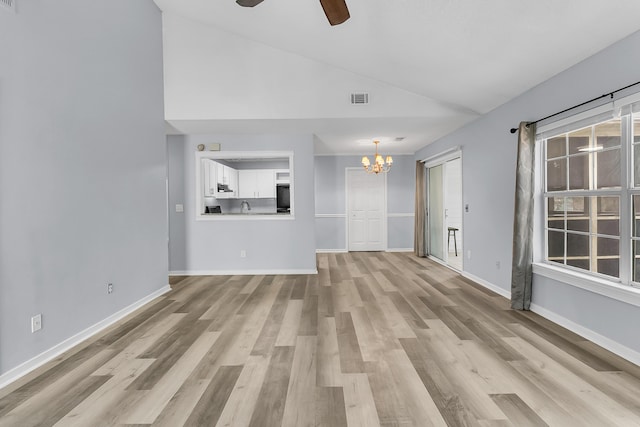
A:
361;140;393;174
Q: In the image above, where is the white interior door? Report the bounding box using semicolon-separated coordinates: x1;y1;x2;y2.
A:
347;169;386;251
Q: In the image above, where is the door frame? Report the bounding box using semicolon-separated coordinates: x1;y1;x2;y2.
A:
423;148;463;268
345;167;388;251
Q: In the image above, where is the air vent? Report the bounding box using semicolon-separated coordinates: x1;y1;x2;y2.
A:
350;93;369;105
394;137;406;142
0;0;15;12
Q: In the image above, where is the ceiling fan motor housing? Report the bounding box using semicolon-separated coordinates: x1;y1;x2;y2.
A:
236;0;264;7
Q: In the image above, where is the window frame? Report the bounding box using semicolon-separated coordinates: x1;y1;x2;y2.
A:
533;98;640;307
194;150;295;221
542;120;626;282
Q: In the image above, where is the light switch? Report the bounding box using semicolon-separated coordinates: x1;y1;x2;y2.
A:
176;204;184;213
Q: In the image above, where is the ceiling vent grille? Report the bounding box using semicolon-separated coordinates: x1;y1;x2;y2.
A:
350;93;369;105
1;0;15;12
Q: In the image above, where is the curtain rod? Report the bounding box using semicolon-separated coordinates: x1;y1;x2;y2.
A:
509;80;640;134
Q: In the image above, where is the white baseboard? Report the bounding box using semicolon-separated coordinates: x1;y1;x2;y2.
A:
457;272;640;366
169;269;318;276
530;303;640;366
459;271;512;299
386;248;414;253
0;285;171;391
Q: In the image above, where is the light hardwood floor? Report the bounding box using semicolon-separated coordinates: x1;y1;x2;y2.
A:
1;252;640;426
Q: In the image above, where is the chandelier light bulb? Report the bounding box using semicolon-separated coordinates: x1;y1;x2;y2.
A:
361;140;392;174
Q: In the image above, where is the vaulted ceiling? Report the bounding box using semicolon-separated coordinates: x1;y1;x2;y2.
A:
154;0;640;154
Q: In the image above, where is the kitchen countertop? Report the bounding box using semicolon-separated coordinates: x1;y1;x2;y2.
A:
202;212;290;216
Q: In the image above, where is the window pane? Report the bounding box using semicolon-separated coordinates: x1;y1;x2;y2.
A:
547;230;564;263
568;133;590;155
597;218;619;237
598;135;621;149
633;117;640;186
633;240;640;282
594;119;621;148
566;232;589;272
547;159;567;191
567;233;589;258
596;196;619;236
634;145;640;187
634;195;640;238
596;148;620;189
547;136;566;159
569;154;589;190
596;237;619;278
566;197;589;232
547;197;564;230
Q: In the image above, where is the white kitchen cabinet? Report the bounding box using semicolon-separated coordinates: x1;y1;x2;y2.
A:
227;168;238;197
239;169;275;198
214;163;238;199
202;159;217;197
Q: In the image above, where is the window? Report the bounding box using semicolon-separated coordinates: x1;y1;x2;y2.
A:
194;150;294;220
541;105;640;288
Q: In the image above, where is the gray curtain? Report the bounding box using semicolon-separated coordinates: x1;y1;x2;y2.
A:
414;161;426;257
511;121;536;310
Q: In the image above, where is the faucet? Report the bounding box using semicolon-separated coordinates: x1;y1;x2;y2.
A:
240;200;251;213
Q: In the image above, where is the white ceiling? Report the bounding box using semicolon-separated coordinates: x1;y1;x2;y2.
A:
154;0;640;154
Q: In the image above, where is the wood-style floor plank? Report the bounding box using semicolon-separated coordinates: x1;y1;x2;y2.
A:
315;386;348;427
215;355;271;427
183;365;243;427
490;394;548;427
1;253;639;427
248;346;295;427
281;336;317;427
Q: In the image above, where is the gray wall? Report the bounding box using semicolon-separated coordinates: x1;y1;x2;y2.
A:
0;1;168;375
168;137;187;272
314;155;415;251
415;30;640;356
167;134;317;273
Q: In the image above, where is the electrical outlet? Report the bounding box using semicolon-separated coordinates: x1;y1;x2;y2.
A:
496;261;501;269
240;250;247;258
107;283;113;294
175;204;184;213
31;314;42;333
467;250;471;260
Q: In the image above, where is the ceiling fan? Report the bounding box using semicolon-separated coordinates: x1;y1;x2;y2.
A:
236;0;350;26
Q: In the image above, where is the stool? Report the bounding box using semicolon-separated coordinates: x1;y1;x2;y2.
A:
447;227;458;256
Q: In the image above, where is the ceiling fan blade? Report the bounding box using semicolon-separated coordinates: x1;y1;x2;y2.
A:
236;0;264;7
319;0;350;26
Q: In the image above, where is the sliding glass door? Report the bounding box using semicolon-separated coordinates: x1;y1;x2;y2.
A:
426;155;463;269
428;164;445;261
